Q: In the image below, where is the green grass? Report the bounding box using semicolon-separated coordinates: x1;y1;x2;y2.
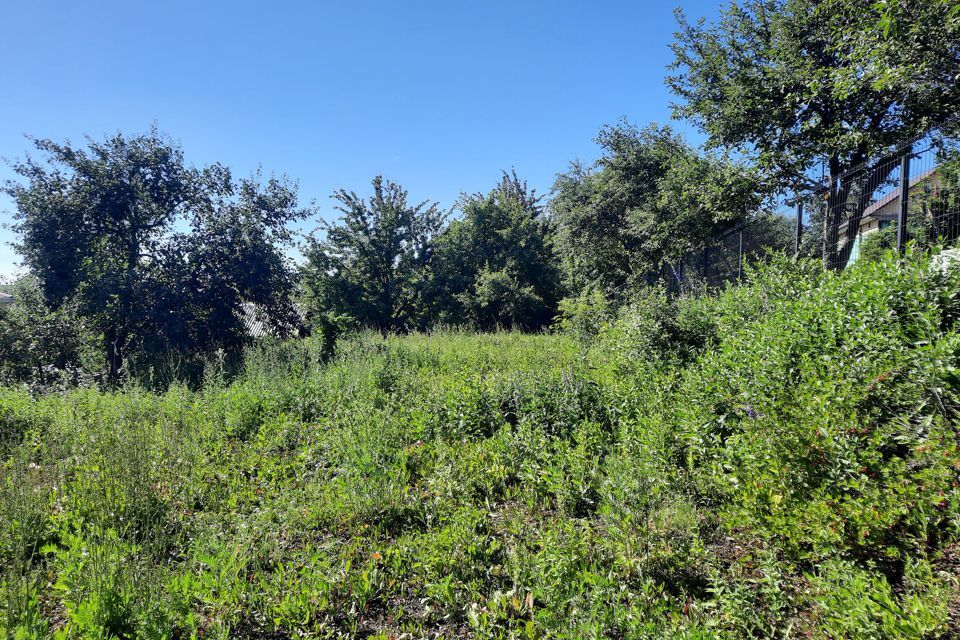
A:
2;250;960;638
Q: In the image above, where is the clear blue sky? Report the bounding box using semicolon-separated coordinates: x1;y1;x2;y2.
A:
0;0;719;280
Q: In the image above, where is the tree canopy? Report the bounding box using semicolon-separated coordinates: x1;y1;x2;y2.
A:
551;122;765;295
428;172;561;331
4;129;307;381
668;0;960;267
301;176;444;334
668;0;959;188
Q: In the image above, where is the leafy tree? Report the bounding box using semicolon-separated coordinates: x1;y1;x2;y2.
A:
875;0;960;45
4;128;307;382
0;276;93;388
147;172;306;358
428;172;561;330
668;0;960;267
550;122;764;295
302;176;443;333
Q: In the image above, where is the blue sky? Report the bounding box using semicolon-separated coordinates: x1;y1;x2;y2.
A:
0;0;719;280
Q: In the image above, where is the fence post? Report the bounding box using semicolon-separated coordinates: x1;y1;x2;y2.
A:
823;187;831;269
737;229;744;280
795;201;804;256
897;147;912;253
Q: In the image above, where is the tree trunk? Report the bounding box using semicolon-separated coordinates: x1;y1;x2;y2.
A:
824;156;844;270
105;328;126;385
824;149;898;270
836;159;900;269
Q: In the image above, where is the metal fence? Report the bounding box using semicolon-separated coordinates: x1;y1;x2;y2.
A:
664;213;795;292
669;120;960;292
818;124;960;271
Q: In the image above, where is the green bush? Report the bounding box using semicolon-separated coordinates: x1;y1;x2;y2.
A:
1;249;960;637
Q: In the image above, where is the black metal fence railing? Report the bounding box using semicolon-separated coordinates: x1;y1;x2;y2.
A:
907;135;960;250
819;123;960;271
664;213;795;293
669;120;960;292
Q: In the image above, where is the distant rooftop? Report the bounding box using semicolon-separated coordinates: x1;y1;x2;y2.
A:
861;167;939;219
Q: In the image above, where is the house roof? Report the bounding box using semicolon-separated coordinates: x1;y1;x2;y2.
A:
861;167;938;219
241;302;307;338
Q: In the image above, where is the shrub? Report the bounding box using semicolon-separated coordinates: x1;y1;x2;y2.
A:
1;248;959;637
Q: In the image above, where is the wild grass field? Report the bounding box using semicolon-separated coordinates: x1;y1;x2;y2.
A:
3;251;960;639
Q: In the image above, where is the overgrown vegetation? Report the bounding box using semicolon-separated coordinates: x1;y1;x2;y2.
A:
4;0;957;382
2;129;308;384
2;248;959;638
1;1;959;636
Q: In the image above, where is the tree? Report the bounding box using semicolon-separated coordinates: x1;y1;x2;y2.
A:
550;122;764;295
4;128;307;382
668;0;960;268
429;172;561;330
301;176;443;333
0;276;92;388
144;171;307;362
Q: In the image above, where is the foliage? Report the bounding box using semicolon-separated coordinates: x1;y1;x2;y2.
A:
3;128;308;383
3;249;960;637
0;276;96;389
668;0;957;187
429;172;562;330
550;121;766;296
554;287;613;344
301;176;444;333
868;1;960;113
668;0;960;267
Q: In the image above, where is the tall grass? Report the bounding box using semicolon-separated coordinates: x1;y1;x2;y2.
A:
2;248;960;638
